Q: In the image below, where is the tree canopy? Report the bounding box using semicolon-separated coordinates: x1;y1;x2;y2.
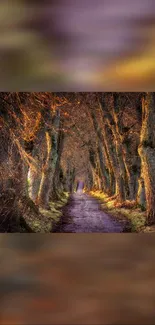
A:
0;92;155;232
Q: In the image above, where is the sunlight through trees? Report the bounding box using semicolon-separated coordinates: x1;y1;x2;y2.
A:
0;92;155;232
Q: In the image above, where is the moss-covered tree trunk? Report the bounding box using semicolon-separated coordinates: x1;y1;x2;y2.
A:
101;93;128;200
137;176;146;210
101;138;115;196
28;166;41;202
89;147;102;191
37;108;60;208
112;93;139;200
88;106;111;194
28;128;49;203
98;96;126;202
27;108;52;203
138;93;155;224
51;128;65;200
85;165;94;191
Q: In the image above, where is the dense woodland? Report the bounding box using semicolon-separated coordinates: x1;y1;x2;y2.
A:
0;92;155;232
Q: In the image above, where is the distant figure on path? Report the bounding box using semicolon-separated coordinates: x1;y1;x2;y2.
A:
76;181;84;195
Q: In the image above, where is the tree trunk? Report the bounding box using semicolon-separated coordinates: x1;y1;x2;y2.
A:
51;127;65;200
37;109;60;208
88;106;111;194
104;93;128;199
137;177;146;210
28;166;41;202
99;99;126;202
111;93;140;200
138;93;155;224
27;110;51;203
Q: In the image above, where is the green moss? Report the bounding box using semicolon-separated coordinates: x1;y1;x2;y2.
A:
120;208;146;232
27;178;30;187
22;192;69;233
138;204;146;212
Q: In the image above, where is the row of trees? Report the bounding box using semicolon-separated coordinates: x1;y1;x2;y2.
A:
0;92;155;231
0;93;70;231
84;93;155;225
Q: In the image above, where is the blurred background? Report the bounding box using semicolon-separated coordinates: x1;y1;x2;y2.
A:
1;2;155;323
1;0;155;90
1;235;155;324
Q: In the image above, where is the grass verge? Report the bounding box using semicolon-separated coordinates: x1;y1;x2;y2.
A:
21;192;69;233
90;191;147;233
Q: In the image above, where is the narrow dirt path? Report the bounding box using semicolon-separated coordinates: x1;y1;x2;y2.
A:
54;193;127;233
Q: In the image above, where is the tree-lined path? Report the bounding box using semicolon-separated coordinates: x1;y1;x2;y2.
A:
0;92;155;232
55;193;126;233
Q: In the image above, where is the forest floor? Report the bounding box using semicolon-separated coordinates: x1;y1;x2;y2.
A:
9;190;155;233
18;192;69;233
53;193;130;233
